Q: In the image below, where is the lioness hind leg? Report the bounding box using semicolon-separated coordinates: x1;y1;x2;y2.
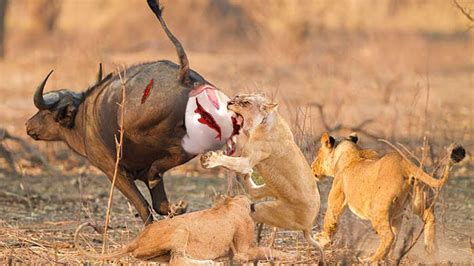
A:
132;225;190;260
233;214;292;263
317;177;346;247
421;207;437;254
388;214;404;258
367;215;394;262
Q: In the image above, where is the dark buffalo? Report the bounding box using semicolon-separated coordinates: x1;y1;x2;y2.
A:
25;0;233;225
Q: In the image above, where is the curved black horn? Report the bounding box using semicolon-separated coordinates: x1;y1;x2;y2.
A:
34;70;54;110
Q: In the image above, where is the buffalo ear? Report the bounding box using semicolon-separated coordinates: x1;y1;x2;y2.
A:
54;104;78;128
348;132;358;144
261;103;278;113
320;132;335;148
97;63;103;83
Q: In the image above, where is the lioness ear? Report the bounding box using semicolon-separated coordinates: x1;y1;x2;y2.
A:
321;132;335;148
348;132;358;144
261;103;278;113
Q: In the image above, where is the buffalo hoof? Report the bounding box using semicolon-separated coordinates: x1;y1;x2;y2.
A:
169;200;188;217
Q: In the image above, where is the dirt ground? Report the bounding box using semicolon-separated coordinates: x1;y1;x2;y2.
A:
0;0;473;264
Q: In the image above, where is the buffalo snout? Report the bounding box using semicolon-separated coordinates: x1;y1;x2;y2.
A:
25;111;61;141
26;129;39;140
26;119;41;140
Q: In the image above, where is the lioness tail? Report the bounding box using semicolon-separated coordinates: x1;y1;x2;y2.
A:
303;229;326;265
403;144;465;188
74;222;133;260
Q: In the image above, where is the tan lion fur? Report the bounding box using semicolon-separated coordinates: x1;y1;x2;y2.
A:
200;94;325;263
311;133;465;262
74;195;291;264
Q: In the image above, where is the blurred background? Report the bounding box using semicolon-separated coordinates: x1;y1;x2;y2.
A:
0;0;472;263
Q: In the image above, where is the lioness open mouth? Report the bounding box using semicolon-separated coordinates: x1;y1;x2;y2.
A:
194;98;222;140
225;113;243;156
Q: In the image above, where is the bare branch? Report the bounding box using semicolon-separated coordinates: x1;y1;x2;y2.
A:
454;0;474;22
379;139;412;163
101;66;127;256
311;102;381;140
397;142;422;166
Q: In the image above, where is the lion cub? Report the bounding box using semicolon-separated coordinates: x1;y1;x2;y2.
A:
75;195;291;264
200;94;325;263
311;133;465;262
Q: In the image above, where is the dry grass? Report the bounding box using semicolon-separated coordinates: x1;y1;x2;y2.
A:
0;0;472;264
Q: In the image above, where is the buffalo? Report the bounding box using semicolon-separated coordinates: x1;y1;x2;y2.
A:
25;0;239;225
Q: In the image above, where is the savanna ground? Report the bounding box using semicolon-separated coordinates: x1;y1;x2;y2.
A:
0;0;473;264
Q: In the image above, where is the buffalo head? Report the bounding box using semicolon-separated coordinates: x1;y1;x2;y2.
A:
26;70;84;141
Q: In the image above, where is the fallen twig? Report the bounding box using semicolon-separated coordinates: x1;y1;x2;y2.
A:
453;0;474;22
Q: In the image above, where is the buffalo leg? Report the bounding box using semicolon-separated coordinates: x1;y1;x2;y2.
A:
148;175;170;215
147;151;190;216
113;172;153;225
366;212;394;262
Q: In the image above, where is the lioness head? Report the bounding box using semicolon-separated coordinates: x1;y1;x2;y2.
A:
311;132;359;180
213;194;252;212
227;94;278;132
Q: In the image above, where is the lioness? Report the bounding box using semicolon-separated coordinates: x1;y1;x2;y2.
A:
75;195;291;264
200;94;325;263
311;133;465;262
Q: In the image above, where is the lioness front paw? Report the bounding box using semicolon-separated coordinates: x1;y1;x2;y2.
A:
200;151;223;168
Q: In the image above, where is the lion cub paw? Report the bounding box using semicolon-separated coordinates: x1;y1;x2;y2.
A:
200;151;223;168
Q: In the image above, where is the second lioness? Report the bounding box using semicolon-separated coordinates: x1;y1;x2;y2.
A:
200;94;324;262
311;133;465;262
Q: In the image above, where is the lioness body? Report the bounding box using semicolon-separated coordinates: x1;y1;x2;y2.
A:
75;196;290;264
241;112;320;229
311;133;465;262
339;152;408;220
201;94;324;262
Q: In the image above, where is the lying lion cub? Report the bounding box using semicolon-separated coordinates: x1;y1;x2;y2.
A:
75;195;291;264
311;133;465;262
200;94;325;263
